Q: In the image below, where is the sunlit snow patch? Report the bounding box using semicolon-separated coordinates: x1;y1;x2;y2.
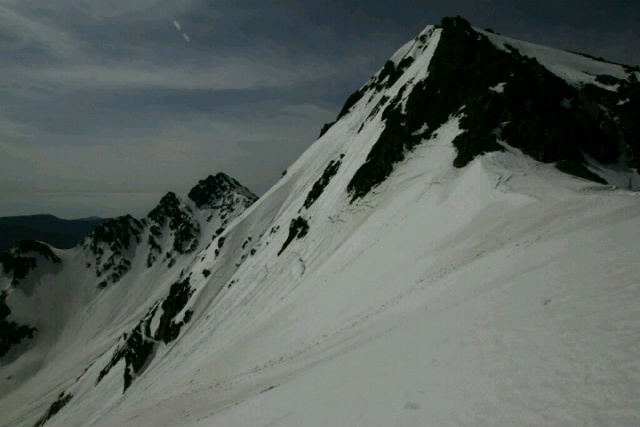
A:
489;82;506;93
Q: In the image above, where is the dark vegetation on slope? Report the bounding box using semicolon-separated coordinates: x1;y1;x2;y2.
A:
33;391;73;427
0;240;61;285
301;157;343;210
0;215;109;254
1;290;37;357
348;16;638;200
278;217;309;256
97;277;194;392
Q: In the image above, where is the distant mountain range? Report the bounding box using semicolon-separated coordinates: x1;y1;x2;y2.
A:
0;215;110;254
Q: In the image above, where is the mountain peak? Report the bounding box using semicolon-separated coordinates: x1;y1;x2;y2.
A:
147;192;188;222
187;172;257;209
440;15;471;29
342;15;639;200
155;191;180;208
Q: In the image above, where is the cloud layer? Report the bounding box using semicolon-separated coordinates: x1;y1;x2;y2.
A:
1;0;639;218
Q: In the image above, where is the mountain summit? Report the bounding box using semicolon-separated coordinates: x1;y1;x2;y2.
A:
335;16;639;200
188;173;257;209
2;17;640;427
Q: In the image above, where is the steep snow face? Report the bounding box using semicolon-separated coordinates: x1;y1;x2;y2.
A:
2;16;640;427
479;27;634;87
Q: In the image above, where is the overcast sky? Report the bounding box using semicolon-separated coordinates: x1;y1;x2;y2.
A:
1;0;639;219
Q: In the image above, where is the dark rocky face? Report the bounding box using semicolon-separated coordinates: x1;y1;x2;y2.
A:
346;16;640;201
1;290;37;358
278;217;310;256
301;157;343;211
187;173;257;209
84;215;143;288
0;243;60;358
87;215;143;252
147;192;200;257
0;240;61;286
97;276;195;392
2;173;255;400
33;391;73;427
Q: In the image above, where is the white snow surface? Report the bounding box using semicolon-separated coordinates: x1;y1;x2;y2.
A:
2;24;640;427
489;82;506;93
478;27;632;89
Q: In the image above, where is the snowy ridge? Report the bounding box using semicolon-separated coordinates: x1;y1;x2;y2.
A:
2;16;640;427
479;27;634;88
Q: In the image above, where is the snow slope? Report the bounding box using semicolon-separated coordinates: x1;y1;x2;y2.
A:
479;28;633;89
2;17;640;427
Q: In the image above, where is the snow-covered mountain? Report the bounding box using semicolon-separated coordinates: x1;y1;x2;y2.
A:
2;16;640;426
0;173;256;393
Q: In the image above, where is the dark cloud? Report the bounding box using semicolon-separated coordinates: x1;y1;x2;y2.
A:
1;0;639;217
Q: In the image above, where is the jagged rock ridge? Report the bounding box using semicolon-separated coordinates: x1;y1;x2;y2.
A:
188;173;257;209
96;275;194;392
0;240;61;286
344;16;639;200
146;192;200;267
1;173;256;364
83;215;143;288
